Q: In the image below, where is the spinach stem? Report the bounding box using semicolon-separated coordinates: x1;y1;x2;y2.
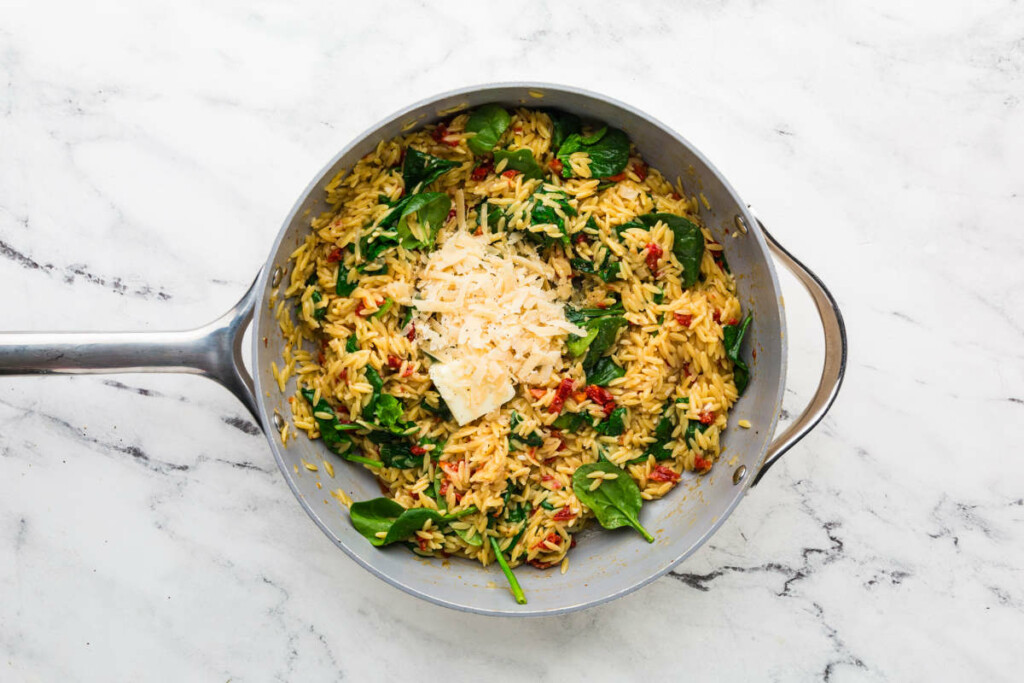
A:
489;536;527;605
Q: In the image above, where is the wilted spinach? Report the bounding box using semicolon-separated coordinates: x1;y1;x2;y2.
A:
336;263;357;296
632;213;704;288
361;367;385;421
551;412;588;432
571;462;653;542
493;149;544;180
402;148;459;193
489;536;527;604
594;406;627;437
301;388;381;468
587;357;625;387
556;127;630;179
508;410;544;450
345;334;358;353
350;497;477;546
550;110;581;151
723;312;753;394
395;192;451;250
466;104;511;155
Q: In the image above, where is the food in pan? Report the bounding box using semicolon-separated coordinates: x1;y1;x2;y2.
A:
273;104;752;603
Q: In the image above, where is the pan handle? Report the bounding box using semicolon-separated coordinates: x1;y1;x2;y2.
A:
753;221;848;485
0;271;263;424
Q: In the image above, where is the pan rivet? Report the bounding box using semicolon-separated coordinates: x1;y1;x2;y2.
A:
272;412;284;431
733;465;747;485
271;266;284;288
734;215;748;234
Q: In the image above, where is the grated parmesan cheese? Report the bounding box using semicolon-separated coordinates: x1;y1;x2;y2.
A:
404;230;584;424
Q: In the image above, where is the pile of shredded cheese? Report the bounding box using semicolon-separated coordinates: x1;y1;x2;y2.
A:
401;230;584;420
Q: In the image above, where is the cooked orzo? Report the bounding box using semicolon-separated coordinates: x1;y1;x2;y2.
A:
277;104;753;604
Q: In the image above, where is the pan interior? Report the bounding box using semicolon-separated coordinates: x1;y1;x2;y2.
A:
251;84;786;615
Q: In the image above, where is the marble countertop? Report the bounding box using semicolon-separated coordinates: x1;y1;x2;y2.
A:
2;1;1022;680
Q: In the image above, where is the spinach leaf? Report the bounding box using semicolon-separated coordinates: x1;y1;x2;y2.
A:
345;333;358;353
634;213;704;288
529;190;576;247
594;406;627;437
335;263;357;296
361;367;384;421
371;297;394;320
684;418;710;446
368;431;420;469
570;257;621;283
508;410;544;450
614;218;644;239
311;290;328;320
300;388;381;469
402;148;459;193
420;395;453;421
350;498;477;546
722;312;753;394
587;357;625;386
488;536;527;604
539;500;556;511
556;127;630;179
493;149;544;180
551;412;588;432
466;104;511;155
628;406;675;464
400;306;414;329
550;111;581;151
396;192;451;251
583;316;626;373
571;462;654;542
373;394;405;430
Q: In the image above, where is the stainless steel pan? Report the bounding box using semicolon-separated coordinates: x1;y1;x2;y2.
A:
0;83;846;615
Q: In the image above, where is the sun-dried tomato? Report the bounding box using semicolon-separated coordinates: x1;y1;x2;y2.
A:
585;384;616;414
471;163;492;180
606;172;627;182
649;465;681;483
549;159;563;174
529;559;554;569
674;313;693;328
645;243;663;273
694;455;712;473
541;474;562;490
548;377;576;414
410;445;427;456
529;388;547;400
533;532;562;550
552;507;576;521
634;162;648;181
699;410;715;425
502;169;519;179
326;247;343;263
386;355;402;370
406;324;415;341
712;310;722;324
418;537;430;552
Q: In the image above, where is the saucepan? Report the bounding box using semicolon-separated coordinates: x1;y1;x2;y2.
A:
0;83;846;615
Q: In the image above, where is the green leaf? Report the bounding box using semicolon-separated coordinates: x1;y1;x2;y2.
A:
684;418;710;446
565;324;599;358
402;148;459;193
350;498;477;546
550;111;581;151
570;257;621;283
370;297;394;320
508;410;544;450
722;312;753;394
300;388;381;469
551;412;588;432
529;189;576;248
335;263;357;296
556;127;630;179
367;431;420;468
488;536;527;604
373;394;404;428
572;462;653;543
396;192;451;251
634;213;704;288
361;367;384;420
466;104;511;155
420;395;452;421
587;357;625;386
594;406;627;437
345;334;358;353
583;316;626;373
614;218;644;239
493;148;544;180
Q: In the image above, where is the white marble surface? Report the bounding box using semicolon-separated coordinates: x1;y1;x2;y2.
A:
1;1;1022;680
